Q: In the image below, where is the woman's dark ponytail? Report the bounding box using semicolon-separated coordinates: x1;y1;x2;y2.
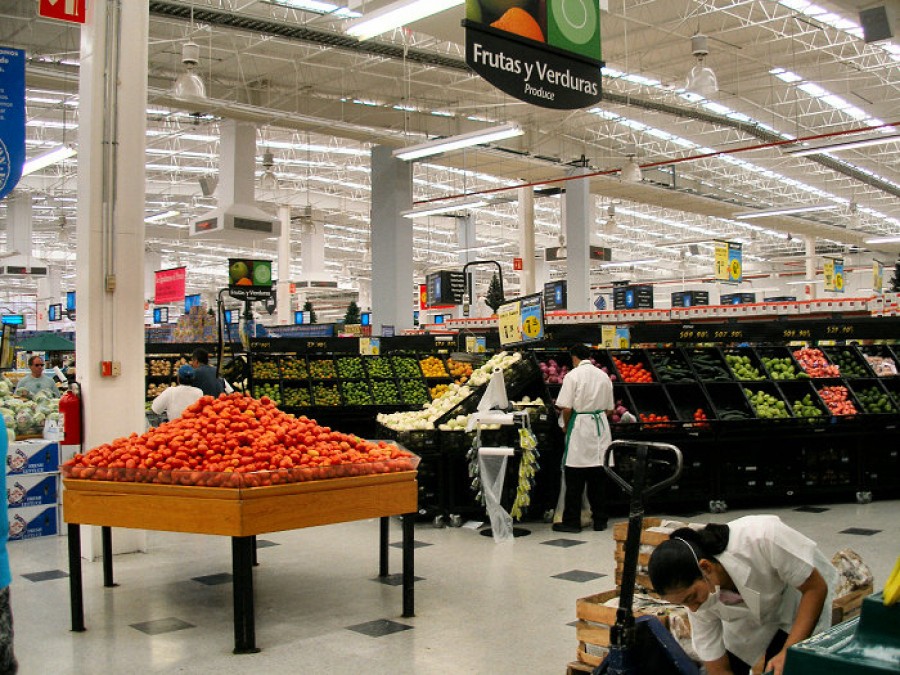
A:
647;523;730;595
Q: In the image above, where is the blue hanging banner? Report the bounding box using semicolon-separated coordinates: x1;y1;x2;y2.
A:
0;47;26;201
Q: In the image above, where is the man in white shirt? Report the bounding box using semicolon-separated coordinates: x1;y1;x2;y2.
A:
553;344;614;533
151;365;203;422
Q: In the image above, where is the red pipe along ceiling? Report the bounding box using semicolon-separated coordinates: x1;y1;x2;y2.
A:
412;120;900;207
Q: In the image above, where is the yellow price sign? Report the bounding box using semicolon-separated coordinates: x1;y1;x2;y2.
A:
714;242;728;280
835;273;844;291
497;301;522;346
729;258;742;281
522;314;541;339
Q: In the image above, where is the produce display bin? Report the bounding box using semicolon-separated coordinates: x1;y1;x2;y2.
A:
813;379;865;419
282;382;311;408
878;377;900;406
625;384;679;430
664;382;716;426
723;347;769;382
756;345;806;381
741;380;796;421
775;380;830;422
857;345;900;377
846;379;899;415
646;348;696;384
821;346;877;379
703;382;755;422
685;348;733;382
63;467;419;654
610;349;657;383
308;357;338;380
363;355;396;379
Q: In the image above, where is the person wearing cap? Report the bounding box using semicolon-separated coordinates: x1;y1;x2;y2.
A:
14;355;61;399
647;515;838;675
190;348;225;398
151;364;204;421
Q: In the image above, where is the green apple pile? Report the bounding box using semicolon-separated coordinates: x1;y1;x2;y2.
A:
760;356;804;380
253;382;282;405
309;359;337;379
726;354;766;381
284;386;310;407
313;382;340;406
792;394;823;419
745;388;790;418
342;380;373;405
337;357;365;379
854;386;897;414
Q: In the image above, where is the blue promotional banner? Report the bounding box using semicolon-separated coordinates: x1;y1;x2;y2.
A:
0;47;26;201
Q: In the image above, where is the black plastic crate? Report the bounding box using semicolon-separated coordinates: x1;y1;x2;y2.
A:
857;345;900;377
610;349;657;384
311;380;342;406
665;382;716;425
740;381;794;420
536;351;571;387
280;355;309;380
703;382;755;422
647;348;697;384
686;348;733;382
340;379;374;406
846;378;899;415
813;380;865;418
364;356;395;379
723;347;768;382
627;384;678;428
755;346;805;381
282;381;312;408
308;358;338;380
775;380;829;423
821;346;876;379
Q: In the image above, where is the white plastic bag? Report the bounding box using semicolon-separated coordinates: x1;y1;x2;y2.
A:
478;448;514;543
477;369;509;412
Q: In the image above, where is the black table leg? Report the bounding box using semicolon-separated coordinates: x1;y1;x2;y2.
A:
101;526;117;587
67;523;85;632
379;517;389;578
231;536;260;654
402;513;415;618
251;535;258;567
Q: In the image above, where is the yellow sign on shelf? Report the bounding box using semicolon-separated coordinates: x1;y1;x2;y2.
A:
715;240;742;283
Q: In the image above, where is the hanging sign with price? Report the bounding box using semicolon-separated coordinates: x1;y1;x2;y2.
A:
714;241;742;283
824;257;844;293
497;293;545;347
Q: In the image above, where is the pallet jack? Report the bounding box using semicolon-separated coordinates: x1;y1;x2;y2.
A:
594;440;699;675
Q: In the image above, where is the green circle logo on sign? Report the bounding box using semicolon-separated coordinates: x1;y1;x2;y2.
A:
556;0;595;44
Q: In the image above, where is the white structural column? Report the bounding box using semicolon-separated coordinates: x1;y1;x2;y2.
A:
564;169;592;312
7;191;32;255
370;146;413;333
277;204;292;324
300;222;326;279
457;213;475;318
518;187;536;296
75;0;149;559
805;237;817;299
36;268;62;331
144;250;162;303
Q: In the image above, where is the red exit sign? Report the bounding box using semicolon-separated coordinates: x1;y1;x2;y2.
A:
513;257;523;270
39;0;87;24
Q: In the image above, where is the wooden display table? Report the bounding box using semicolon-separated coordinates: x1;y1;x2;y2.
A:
63;471;418;653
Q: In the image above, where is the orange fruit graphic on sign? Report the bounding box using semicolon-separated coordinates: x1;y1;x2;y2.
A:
491;7;545;42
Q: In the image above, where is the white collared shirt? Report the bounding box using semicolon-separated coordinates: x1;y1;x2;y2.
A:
689;515;839;666
555;360;613;467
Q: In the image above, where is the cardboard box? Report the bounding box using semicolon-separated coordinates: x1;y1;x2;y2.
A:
6;440;59;475
6;473;59;509
8;504;58;541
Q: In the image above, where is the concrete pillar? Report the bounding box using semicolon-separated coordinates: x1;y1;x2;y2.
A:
277;204;292;325
218;120;257;207
370;146;413;333
805;237;817;300
7;191;32;255
75;0;149;559
518;187;536;296
565;169;592;312
457;213;476;318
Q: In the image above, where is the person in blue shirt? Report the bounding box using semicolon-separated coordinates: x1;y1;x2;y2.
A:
0;419;18;674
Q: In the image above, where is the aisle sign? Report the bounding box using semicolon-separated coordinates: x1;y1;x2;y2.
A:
824;257;844;293
873;260;884;295
497;293;545;347
39;0;87;23
0;47;26;201
228;258;273;300
154;267;186;304
714;241;742;283
464;0;603;110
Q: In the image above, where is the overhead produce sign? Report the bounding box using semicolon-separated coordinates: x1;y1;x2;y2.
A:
543;280;567;311
873;260;883;295
612;283;653;310
497;292;545;346
154;267;186;305
425;271;467;306
228;258;274;300
714;240;743;283
464;0;603;110
0;47;26;201
545;245;612;262
823;257;844;293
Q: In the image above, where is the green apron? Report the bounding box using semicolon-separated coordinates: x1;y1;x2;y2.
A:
562;409;606;467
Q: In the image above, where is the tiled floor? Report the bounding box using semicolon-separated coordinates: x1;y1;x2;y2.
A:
9;499;899;674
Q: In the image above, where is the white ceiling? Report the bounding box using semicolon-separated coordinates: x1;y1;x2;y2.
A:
1;0;898;316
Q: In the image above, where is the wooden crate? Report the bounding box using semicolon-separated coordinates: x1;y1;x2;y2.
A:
612;517;673;547
831;583;873;625
574;589;670;668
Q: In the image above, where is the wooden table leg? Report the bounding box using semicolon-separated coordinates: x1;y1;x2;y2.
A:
68;523;85;632
231;536;260;654
379;516;389;578
101;526;117;587
402;513;415;618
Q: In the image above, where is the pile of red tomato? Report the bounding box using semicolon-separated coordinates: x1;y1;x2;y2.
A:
63;393;417;487
793;347;840;378
613;357;654;383
692;408;711;428
817;386;858;416
639;412;671;429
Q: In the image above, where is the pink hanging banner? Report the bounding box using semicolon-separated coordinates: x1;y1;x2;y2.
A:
154;267;186;304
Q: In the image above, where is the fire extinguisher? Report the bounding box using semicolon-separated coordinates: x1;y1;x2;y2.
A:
59;382;82;447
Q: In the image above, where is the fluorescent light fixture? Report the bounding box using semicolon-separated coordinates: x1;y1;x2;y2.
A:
403;197;487;218
144;210;180;223
346;0;463;40
22;144;77;176
393;123;523;161
265;0;360;18
785;132;900;157
785;279;824;286
865;236;900;244
598;258;659;268
733;203;839;220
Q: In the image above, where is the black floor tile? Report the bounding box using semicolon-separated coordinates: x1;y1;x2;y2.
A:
346;619;413;637
22;569;68;583
794;506;830;514
373;574;425;586
130;617;195;636
191;573;233;586
552;570;606;583
839;527;881;536
389;540;432;549
255;539;279;548
542;539;586;548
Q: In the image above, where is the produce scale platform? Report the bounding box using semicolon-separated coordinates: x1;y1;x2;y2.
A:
62;470;418;653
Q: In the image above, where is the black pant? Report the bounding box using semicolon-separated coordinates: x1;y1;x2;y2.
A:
562;465;606;528
726;629;788;675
